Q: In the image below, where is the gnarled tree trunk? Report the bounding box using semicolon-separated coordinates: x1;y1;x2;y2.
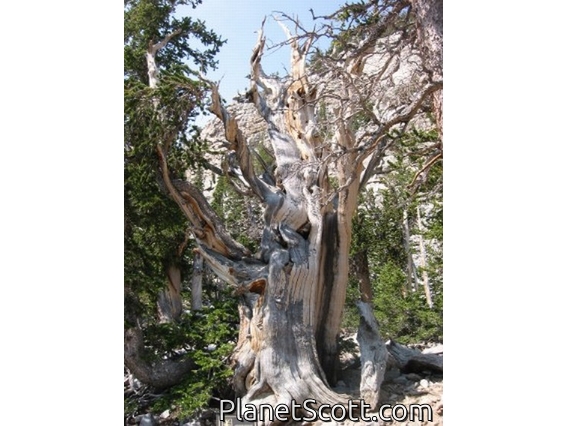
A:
143;12;441;421
212;26;359;409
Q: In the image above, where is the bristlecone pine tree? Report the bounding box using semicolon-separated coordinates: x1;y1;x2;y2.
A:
127;0;442;418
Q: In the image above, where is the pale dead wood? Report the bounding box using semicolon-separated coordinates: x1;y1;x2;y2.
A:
357;301;388;410
146;29;184;89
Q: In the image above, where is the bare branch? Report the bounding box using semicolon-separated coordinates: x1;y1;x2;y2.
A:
343;1;411;75
146;28;184;89
249;21;285;121
156;144;251;260
353;80;442;171
204;77;273;202
149;28;184;54
408;151;442;190
197;246;268;292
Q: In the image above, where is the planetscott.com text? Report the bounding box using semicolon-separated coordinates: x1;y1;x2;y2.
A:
218;398;433;423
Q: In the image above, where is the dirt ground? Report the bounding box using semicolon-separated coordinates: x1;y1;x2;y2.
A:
332;367;443;426
330;340;443;426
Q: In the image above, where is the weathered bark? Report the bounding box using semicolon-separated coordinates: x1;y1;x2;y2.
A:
246;32;341;403
198;24;360;413
157;234;190;322
157;265;183;322
200;20;438;417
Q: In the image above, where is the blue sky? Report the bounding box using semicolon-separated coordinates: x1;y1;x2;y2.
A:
178;0;348;123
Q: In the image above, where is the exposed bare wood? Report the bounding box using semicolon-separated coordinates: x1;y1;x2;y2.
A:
220;12;441;406
146;29;183;89
157;265;183;322
206;80;272;201
196;246;267;290
357;301;388;410
156;145;250;259
144;27;251;264
157;231;190;322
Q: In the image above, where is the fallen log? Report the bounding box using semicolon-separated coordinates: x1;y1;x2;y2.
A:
386;340;443;374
